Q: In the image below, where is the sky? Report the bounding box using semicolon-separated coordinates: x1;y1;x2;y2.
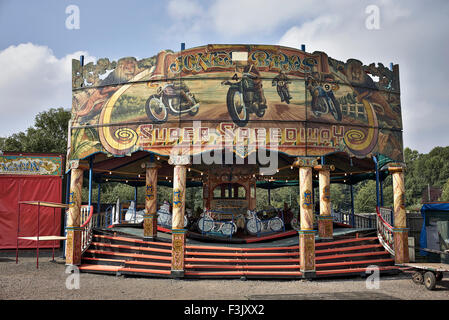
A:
0;0;448;153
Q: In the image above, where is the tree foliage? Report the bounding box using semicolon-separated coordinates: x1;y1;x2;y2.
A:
0;107;71;154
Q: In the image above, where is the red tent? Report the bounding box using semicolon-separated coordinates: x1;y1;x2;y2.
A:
0;153;64;249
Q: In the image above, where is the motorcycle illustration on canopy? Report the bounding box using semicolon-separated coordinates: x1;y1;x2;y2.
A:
145;81;200;124
306;75;342;121
272;71;292;104
221;63;267;127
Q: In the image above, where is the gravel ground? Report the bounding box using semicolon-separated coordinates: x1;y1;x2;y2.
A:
1;249;449;301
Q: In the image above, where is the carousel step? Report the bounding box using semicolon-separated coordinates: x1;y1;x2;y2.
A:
184;270;303;278
93;234;171;248
315;265;400;277
124;260;171;270
186;244;298;252
316;250;391;262
316;258;394;270
81;256;126;266
185;257;300;265
119;267;172;277
316;244;384;255
315;237;378;248
79;264;121;274
84;249;172;262
185;250;299;258
185;263;301;271
89;242;172;255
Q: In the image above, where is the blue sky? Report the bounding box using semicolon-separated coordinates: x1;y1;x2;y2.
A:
0;0;448;153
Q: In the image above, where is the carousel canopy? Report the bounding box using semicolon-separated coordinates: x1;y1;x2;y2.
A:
69;44;404;184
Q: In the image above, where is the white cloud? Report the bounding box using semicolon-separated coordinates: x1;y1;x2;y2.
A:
276;1;449;153
0;43;95;137
167;0;204;20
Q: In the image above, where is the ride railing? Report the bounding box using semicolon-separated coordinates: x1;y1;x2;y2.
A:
79;205;94;253
331;209;376;229
376;206;395;256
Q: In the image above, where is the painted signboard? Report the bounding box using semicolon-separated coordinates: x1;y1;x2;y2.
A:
0;155;63;176
70;44;403;165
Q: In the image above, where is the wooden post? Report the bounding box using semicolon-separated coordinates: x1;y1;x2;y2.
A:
65;162;84;266
316;164;334;239
294;157;317;278
169;154;189;278
142;162;159;241
390;165;409;264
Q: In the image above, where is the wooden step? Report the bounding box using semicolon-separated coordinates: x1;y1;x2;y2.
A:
315;265;400;277
185;250;299;258
119;267;171;277
93;234;171;248
79;264;121;274
185;264;301;270
184;270;303;278
84;249;172;262
124;260;171;270
89;242;172;255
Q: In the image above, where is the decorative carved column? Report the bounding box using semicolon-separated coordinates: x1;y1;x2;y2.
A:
65;161;84;265
315;164;335;239
390;165;409;264
294;157;317;278
141;161;159;241
169;154;189;278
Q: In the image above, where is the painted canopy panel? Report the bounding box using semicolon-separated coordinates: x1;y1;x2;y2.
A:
70;44;403;165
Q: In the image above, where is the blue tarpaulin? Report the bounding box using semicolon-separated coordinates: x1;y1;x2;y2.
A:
419;202;449;256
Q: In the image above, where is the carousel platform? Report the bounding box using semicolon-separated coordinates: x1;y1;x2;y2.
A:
78;226;400;280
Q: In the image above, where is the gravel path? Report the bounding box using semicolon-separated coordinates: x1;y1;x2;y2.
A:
1;250;449;300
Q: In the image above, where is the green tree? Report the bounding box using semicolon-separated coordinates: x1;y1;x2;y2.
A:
441;179;449;202
1;107;71;154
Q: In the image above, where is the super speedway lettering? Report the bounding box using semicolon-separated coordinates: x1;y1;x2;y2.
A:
137;123;345;147
168;50;316;74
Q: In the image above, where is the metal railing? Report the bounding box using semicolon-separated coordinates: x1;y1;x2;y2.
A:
79;205;94;253
331;209;376;229
376;206;395;256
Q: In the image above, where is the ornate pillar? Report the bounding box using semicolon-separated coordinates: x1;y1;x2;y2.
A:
316;164;334;239
169;154;189;278
142;161;159;241
65;161;84;265
390;165;409;264
294;157;317;278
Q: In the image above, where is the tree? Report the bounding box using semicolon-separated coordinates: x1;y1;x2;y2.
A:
1;107;71;154
441;179;449;202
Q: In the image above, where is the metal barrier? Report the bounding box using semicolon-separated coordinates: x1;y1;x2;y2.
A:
79;205;94;253
376;206;395;255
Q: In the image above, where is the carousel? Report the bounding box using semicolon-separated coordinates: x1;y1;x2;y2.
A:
64;44;409;279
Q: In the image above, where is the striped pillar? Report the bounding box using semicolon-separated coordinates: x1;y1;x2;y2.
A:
295;157;317;278
65;166;83;266
390;166;409;264
316;165;334;239
169;154;189;278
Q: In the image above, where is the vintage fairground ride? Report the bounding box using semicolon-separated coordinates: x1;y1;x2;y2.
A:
64;43;411;279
